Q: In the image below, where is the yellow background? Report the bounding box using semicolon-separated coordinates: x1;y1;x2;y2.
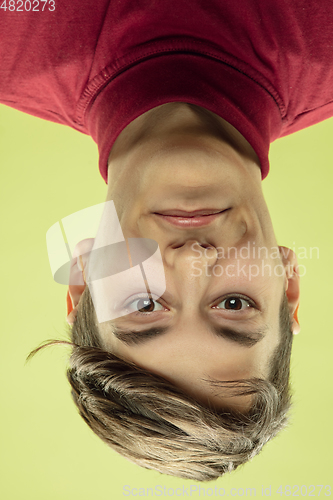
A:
0;103;332;499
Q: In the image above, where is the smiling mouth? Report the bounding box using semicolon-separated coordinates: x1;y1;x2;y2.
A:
152;209;229;227
154;208;225;218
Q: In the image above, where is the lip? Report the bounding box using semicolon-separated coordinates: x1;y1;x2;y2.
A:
154;209;225;216
153;209;229;227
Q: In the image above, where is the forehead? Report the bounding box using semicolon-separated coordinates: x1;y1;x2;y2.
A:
98;306;282;410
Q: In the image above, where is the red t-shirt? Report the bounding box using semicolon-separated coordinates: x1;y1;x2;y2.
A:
1;0;333;182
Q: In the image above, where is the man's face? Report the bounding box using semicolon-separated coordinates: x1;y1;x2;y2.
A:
93;104;295;412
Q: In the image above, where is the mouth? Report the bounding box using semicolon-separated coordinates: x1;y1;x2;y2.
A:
152;209;229;227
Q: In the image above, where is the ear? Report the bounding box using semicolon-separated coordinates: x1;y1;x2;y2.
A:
66;238;95;325
279;246;301;335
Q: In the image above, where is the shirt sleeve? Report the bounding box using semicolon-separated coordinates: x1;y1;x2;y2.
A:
0;1;109;130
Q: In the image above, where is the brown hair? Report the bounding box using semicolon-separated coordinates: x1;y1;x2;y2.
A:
29;287;293;481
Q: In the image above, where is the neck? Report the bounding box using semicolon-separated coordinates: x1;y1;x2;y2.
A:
108;102;260;171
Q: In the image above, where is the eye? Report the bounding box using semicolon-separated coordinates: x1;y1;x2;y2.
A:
124;294;165;315
214;295;255;311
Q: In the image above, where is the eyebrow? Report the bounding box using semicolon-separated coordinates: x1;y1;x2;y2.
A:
111;324;267;347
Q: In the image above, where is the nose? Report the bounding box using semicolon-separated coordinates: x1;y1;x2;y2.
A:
162;240;219;310
164;239;218;270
